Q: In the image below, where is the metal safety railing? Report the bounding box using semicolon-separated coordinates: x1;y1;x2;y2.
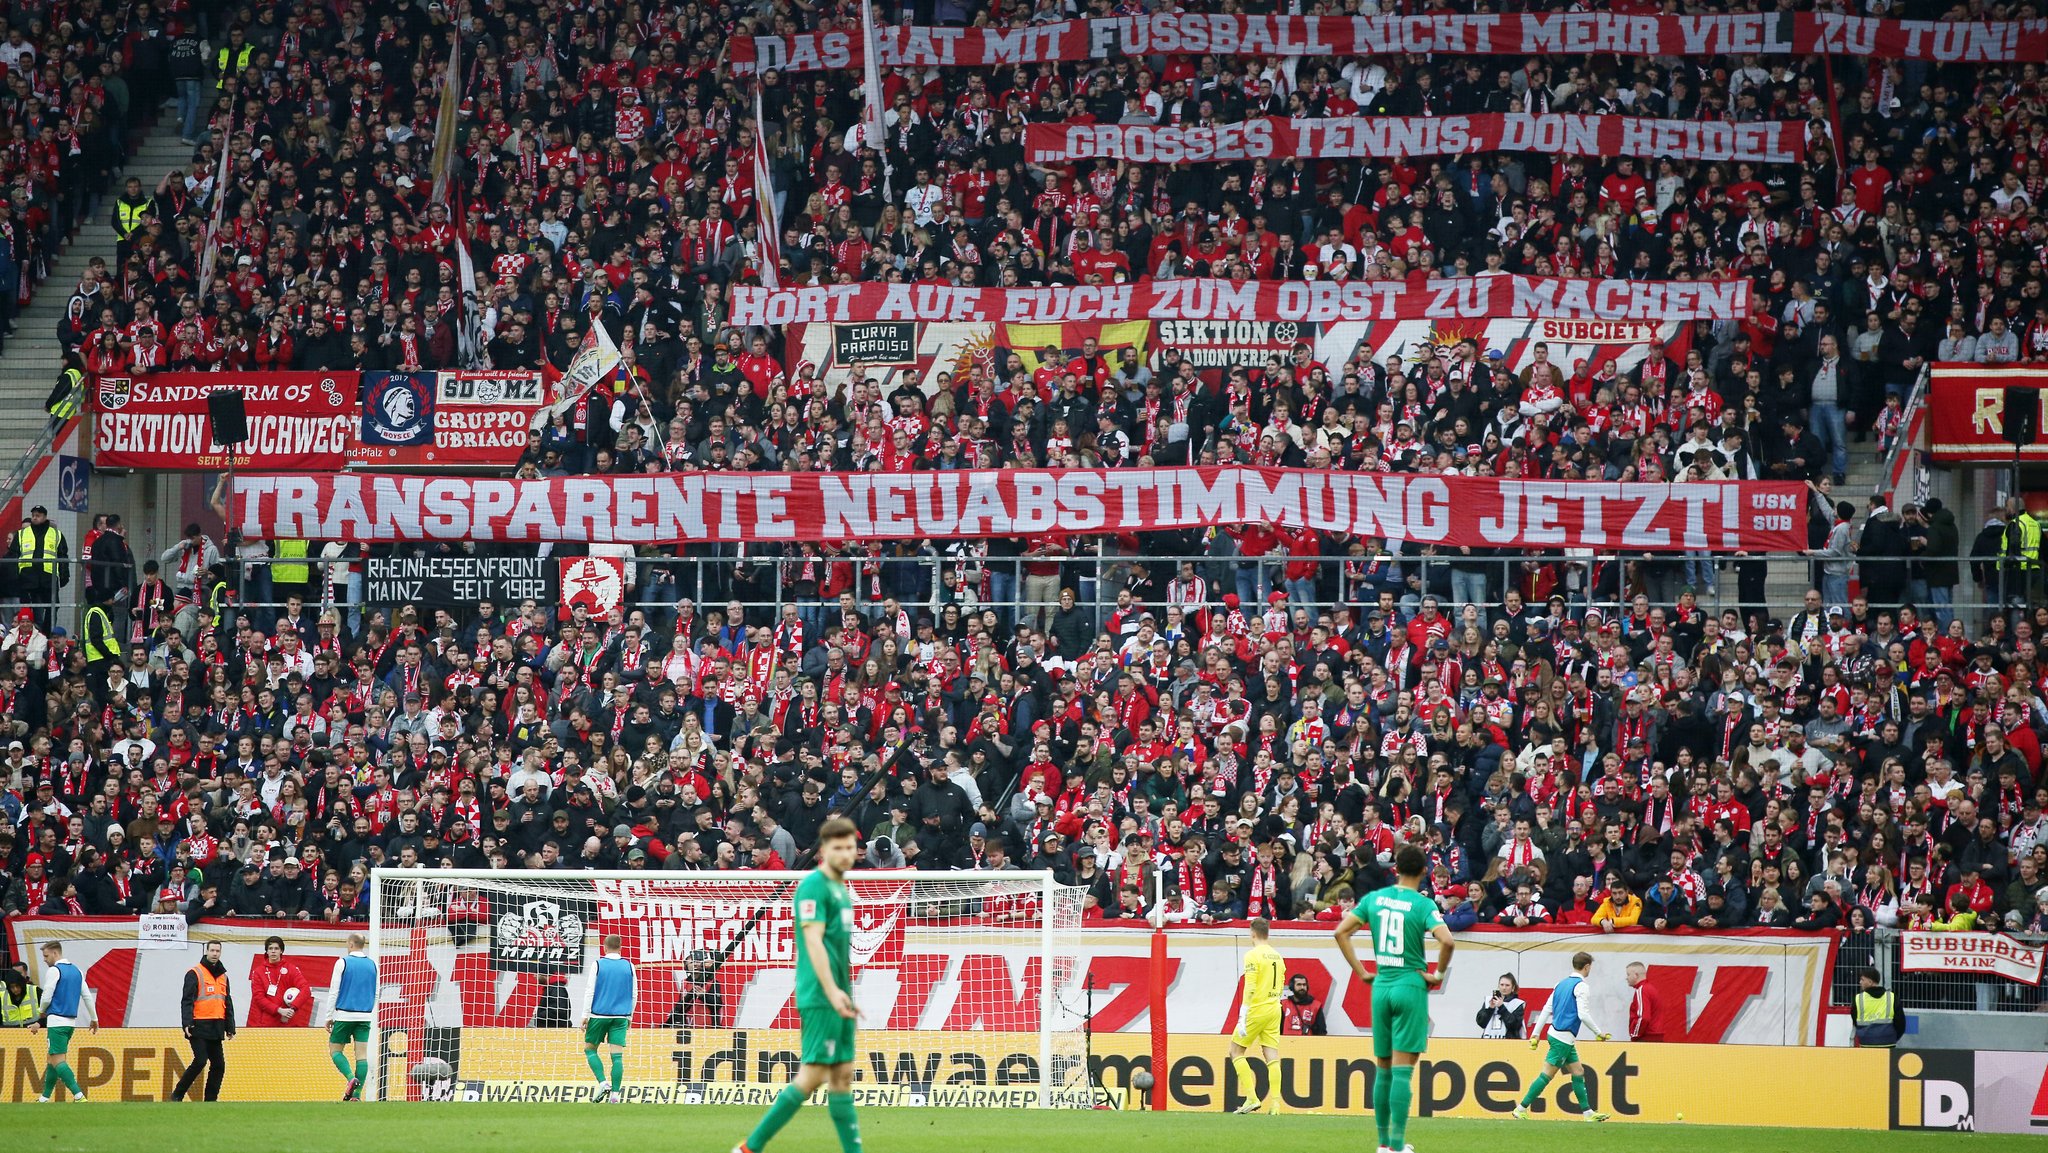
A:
0;549;2025;642
0;390;82;518
1874;363;1932;509
1830;928;2048;1014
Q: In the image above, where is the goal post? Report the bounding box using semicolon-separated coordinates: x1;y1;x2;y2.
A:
369;868;1091;1107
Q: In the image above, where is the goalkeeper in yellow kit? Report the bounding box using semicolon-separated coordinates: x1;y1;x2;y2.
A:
1229;916;1286;1114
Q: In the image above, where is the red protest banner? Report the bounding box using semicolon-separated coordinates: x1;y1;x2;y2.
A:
734;14;2048;73
1924;364;2048;462
90;372;356;471
728;275;1750;328
230;470;1809;553
1025;116;1806;166
87;370;545;471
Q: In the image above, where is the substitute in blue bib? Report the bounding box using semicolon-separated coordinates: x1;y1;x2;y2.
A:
1514;951;1611;1123
31;940;97;1102
583;934;636;1102
322;933;378;1101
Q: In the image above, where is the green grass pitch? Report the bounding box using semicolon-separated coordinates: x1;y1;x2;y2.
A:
0;1103;2030;1152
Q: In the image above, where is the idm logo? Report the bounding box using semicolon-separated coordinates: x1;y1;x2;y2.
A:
1894;1051;1973;1131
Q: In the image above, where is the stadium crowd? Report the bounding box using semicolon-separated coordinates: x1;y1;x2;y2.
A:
1;0;2047;961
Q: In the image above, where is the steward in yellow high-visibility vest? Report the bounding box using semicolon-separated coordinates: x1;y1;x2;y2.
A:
83;603;119;702
11;504;66;632
0;971;40;1026
45;365;83;421
2014;510;2042;570
2008;499;2042;603
270;539;312;598
213;31;253;95
112;177;153;242
1851;968;1902;1047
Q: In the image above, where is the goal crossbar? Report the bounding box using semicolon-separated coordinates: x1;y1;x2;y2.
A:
367;868;1084;1107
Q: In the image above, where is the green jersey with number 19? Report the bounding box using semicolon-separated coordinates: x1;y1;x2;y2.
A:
1362;886;1443;988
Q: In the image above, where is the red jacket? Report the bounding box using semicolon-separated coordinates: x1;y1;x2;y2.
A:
1629;980;1667;1041
246;957;312;1027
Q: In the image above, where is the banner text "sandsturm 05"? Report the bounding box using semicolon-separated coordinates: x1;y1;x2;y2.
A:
728;277;1749;328
732;14;2047;72
1025;117;1806;166
230;470;1810;553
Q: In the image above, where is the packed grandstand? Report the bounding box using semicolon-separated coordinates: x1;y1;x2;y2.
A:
0;0;2043;972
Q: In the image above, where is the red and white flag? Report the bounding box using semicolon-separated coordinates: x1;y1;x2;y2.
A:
545;321;624;416
195;112;235;300
752;85;781;289
450;189;480;365
428;36;462;206
860;0;893;198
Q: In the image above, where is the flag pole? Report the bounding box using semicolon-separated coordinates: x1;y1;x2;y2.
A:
195;110;234;300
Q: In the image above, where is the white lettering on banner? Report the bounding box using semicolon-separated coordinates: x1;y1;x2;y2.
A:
7;917;1834;1044
1526;13;1657;53
1027;116;1803;165
1617;120;1797;163
95;413;351;458
729;276;1749;327
235;471;1807;553
753;30;854;71
431;409;528;447
1347;14;1500;54
1094;13;1338;56
1001;285;1135;324
737;15;2048;72
1509;277;1746;321
982;24;1047;64
1900;931;2046;984
595;882;798;964
437;371;545;405
1490;116;1598;155
1672;13;1794;54
1807;13;1878;54
1901;19;2020;61
1152;280;1259;322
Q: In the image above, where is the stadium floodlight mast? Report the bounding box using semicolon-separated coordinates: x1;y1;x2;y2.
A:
369;868;1090;1107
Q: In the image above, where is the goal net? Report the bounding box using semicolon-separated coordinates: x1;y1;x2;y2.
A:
369;868;1093;1107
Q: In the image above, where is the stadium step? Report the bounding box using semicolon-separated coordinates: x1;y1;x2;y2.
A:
0;117;189;456
1745;442;1890;614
